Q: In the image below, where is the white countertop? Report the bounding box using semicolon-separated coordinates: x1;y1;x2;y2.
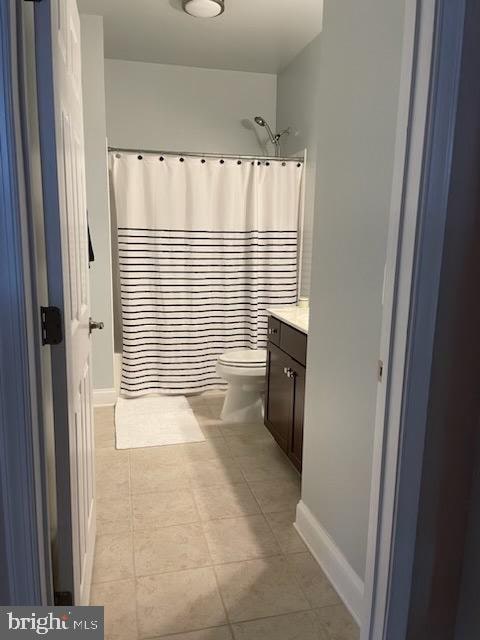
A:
266;305;309;335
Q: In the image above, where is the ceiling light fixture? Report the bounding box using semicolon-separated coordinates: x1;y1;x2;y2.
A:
182;0;225;19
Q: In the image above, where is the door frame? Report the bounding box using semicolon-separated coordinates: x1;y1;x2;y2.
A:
33;0;75;601
362;0;468;638
0;0;470;629
34;0;96;606
390;0;480;634
0;0;52;605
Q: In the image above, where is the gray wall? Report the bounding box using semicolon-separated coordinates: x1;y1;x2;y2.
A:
277;34;322;298
104;59;277;155
81;15;115;391
301;0;406;579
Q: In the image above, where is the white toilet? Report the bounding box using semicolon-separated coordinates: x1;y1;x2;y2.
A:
216;348;267;423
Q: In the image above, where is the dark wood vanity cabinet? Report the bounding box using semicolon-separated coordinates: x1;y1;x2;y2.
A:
265;316;307;472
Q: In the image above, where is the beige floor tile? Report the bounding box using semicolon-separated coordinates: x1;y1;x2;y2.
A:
188;394;209;410
134;523;211;576
130;443;186;467
314;605;360;640
202;390;226;400
132;488;199;529
286;553;340;608
219;422;269;439
90;579;138;640
248;479;300;513
95;420;115;450
182;438;232;462
215;556;310;623
199;423;224;439
265;510;307;554
95;447;128;465
224;433;277;458
205;402;227;421
203;514;280;564
236;450;298;483
92;532;134;583
186;458;244;487
193;404;223;432
193;404;224;439
136;568;227;638
151;628;233;640
193;483;260;521
96;449;130;499
130;453;190;494
94;406;115;425
97;494;132;535
248;478;300;514
232;611;320;640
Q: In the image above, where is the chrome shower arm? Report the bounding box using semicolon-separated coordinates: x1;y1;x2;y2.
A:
275;127;291;141
263;121;277;146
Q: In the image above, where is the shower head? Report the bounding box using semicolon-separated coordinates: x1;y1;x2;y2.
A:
253;115;291;157
253;115;277;147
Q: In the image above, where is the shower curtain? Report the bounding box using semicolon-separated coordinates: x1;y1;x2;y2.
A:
110;152;303;397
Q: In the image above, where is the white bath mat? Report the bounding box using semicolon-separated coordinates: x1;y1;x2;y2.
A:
115;395;205;449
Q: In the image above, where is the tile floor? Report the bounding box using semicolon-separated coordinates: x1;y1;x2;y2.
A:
91;392;359;640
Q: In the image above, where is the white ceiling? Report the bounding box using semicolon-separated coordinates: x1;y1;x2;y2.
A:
77;0;323;74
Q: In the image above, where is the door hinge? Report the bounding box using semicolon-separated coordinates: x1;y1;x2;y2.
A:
41;306;63;346
54;591;73;606
377;359;384;382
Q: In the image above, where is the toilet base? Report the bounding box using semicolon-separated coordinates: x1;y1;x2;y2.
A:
216;349;267;424
221;383;264;423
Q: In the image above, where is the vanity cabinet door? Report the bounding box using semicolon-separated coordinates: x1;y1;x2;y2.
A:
265;343;294;452
267;316;281;346
289;362;305;472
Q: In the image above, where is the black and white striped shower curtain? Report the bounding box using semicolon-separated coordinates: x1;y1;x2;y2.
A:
110;152;303;397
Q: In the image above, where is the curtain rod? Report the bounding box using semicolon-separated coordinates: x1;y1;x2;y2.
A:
108;146;304;163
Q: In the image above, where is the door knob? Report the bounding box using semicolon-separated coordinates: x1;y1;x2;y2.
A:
89;318;104;334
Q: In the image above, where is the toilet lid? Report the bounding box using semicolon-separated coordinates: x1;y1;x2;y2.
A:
218;348;267;367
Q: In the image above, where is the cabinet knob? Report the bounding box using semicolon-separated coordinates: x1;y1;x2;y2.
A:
283;367;297;378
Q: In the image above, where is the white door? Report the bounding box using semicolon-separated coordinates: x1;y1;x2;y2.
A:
36;0;95;605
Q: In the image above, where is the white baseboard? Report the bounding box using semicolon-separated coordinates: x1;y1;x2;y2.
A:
93;388;117;407
295;500;364;624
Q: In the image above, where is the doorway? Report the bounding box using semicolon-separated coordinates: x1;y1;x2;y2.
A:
4;1;461;639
